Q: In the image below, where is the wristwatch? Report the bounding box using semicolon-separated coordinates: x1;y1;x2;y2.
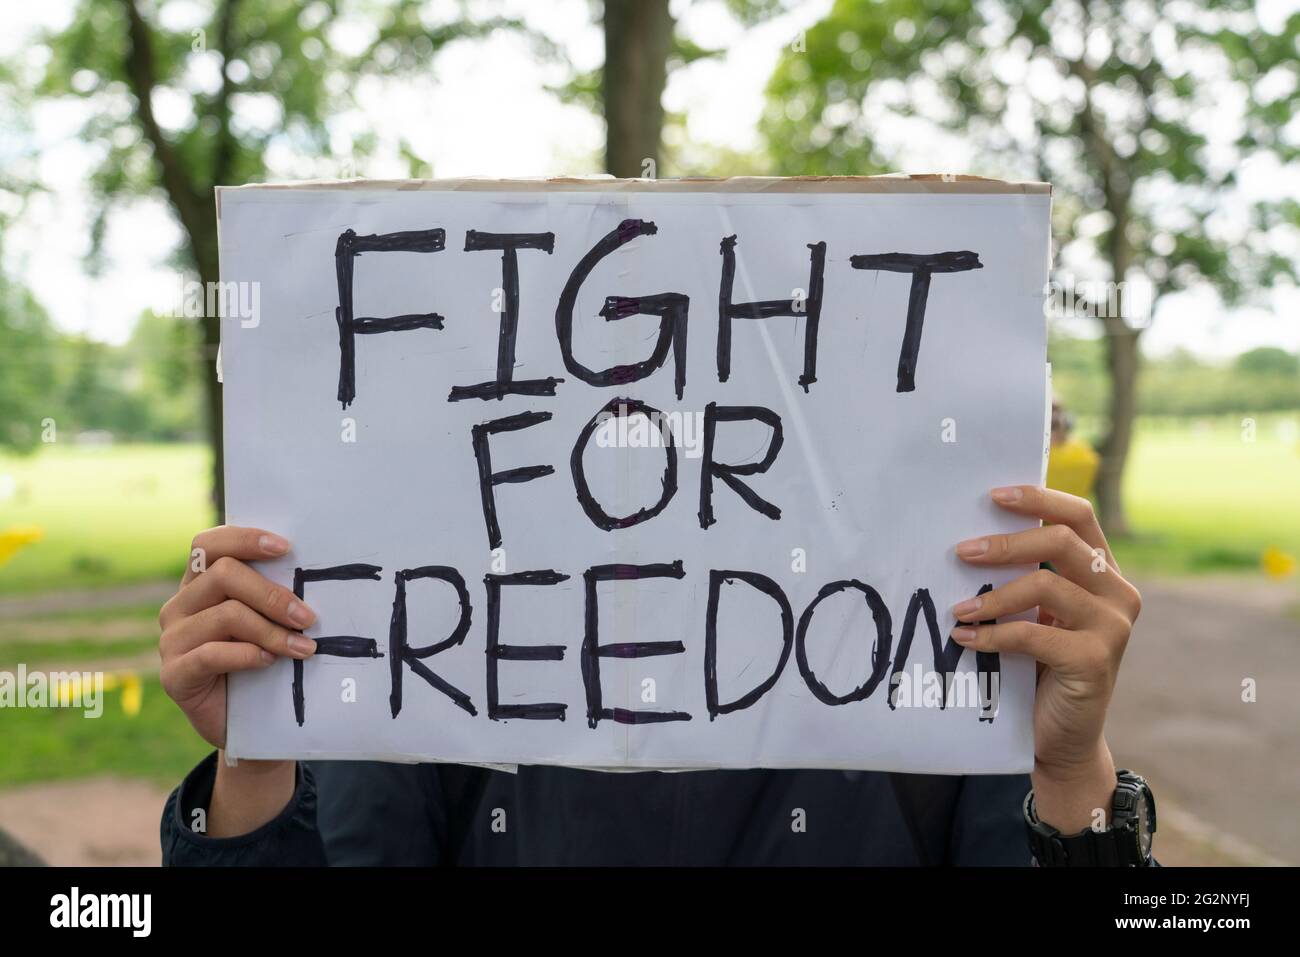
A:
1024;769;1156;866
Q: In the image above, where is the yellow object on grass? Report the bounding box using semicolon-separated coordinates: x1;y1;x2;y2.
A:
118;673;143;716
1261;546;1297;580
0;525;44;567
50;670;143;716
1046;437;1100;500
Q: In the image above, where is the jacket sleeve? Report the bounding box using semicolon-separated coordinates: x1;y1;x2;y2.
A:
948;773;1034;866
161;751;328;866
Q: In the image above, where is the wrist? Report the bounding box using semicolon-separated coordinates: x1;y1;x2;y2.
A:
208;752;297;838
1030;739;1116;833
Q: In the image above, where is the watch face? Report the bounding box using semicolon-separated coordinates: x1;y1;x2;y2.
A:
1134;790;1153;858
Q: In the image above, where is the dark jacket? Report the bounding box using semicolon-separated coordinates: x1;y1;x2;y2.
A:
161;752;1032;865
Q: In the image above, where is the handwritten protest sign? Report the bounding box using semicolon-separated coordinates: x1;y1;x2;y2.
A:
218;176;1051;773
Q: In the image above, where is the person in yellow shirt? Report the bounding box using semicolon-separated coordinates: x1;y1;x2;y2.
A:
1046;398;1100;500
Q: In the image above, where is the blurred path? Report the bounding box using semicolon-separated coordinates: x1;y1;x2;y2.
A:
0;580;175;619
1109;576;1300;865
0;777;166;866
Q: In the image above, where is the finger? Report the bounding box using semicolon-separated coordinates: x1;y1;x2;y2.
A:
161;641;276;702
989;486;1118;572
163;556;315;631
950;619;1078;670
956;524;1129;601
952;568;1105;631
183;526;291;586
162;599;317;660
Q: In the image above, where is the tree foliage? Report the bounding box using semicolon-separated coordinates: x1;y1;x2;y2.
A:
762;0;1300;530
0;267;59;452
23;0;531;510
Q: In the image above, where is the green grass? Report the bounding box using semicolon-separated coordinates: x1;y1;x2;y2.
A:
0;604;159;667
0;675;209;787
0;637;158;668
0;604;179;786
7;602;161;623
0;443;212;595
1111;415;1300;576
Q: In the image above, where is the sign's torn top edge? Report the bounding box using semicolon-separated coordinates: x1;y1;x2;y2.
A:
214;173;1052;197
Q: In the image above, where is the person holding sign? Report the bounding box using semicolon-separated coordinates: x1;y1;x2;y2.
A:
156;485;1151;866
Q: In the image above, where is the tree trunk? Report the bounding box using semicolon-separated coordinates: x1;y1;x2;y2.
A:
198;255;225;524
1096;326;1140;536
602;0;673;178
185;223;224;523
122;0;225;521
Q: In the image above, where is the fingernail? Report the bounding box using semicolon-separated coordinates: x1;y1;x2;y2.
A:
991;486;1023;504
260;650;275;665
286;600;316;628
952;597;982;618
952;627;978;643
259;534;290;555
956;538;989;558
287;635;316;657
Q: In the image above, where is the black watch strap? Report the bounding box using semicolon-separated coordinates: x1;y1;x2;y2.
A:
1024;769;1156;867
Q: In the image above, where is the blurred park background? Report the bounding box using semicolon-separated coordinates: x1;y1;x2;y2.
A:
0;0;1297;866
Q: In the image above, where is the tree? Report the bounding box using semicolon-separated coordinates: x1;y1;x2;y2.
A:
563;1;791;177
28;0;526;515
761;0;1299;533
1235;346;1299;378
602;0;674;177
0;265;59;452
127;311;206;439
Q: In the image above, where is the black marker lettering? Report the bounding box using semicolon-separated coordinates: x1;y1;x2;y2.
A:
698;402;783;529
450;231;563;402
571;397;677;531
388;566;476;718
848;250;983;392
484;569;570;721
471;411;555;549
335;228;447;408
555;219;689;399
704;569;794;719
582;561;691;727
887;584;1000;720
292;564;385;726
717;235;826;391
795;579;893;706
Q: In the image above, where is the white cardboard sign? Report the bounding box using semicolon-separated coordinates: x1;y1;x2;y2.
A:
219;177;1050;774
